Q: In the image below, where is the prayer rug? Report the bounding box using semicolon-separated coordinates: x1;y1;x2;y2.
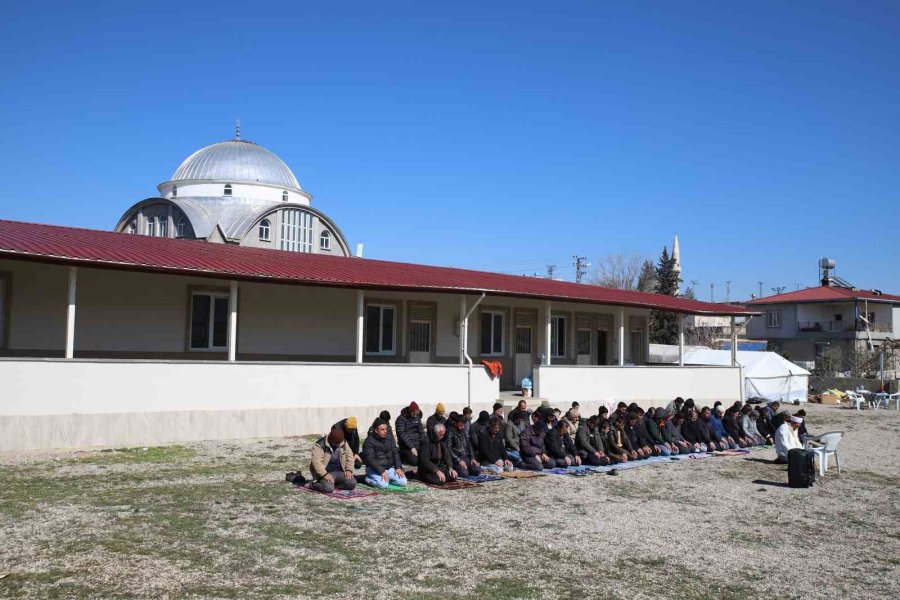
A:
420;479;483;490
295;483;378;500
499;470;544;479
712;449;751;457
359;481;427;493
459;474;504;483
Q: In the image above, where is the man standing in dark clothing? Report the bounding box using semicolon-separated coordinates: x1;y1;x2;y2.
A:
395;402;426;465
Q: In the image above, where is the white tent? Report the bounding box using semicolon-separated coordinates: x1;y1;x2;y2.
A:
650;345;810;403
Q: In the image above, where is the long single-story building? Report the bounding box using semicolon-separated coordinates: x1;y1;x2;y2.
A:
0;134;756;450
0;220;755;451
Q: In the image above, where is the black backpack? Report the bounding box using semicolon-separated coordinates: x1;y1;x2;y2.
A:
787;448;816;488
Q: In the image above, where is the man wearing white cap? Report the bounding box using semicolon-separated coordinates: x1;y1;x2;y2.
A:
774;415;804;463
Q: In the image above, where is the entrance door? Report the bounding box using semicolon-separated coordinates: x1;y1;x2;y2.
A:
514;326;533;386
596;330;608;365
408;321;432;363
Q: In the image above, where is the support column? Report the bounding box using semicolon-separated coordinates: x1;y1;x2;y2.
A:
65;266;77;359
544;301;552;366
356;291;365;364
617;307;625;366
227;281;238;362
459;295;467;365
678;314;685;367
730;316;737;367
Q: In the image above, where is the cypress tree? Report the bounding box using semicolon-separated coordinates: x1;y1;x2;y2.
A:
650;246;681;344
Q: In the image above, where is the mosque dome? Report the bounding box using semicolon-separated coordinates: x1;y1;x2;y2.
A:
169;138;302;191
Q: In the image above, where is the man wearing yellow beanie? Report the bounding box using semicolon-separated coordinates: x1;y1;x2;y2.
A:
426;403;448;434
333;416;362;468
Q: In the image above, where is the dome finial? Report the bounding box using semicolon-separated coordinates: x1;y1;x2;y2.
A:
235;118;241;140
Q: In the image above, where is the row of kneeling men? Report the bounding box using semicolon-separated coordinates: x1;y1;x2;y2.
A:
303;397;809;491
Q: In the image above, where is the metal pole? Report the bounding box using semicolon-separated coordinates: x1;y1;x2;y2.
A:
545;301;553;366
65;266;77;359
618;307;625;366
356;291;365;364
459;295;467;365
730;316;737;367
678;314;685;367
227;281;238;362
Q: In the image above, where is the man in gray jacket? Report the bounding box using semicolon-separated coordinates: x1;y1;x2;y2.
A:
504;409;525;466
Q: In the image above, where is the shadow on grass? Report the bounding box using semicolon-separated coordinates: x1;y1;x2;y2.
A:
751;479;791;488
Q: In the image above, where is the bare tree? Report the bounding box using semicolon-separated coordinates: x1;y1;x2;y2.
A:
589;253;645;290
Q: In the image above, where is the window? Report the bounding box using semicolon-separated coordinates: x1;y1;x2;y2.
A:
835;314;843;322
365;304;395;354
551;315;567;357
190;292;229;350
224;184;232;196
282;191;288;202
176;218;186;238
158;216;167;238
259;219;271;242
576;329;591;355
320;230;331;250
172;185;177;198
280;209;313;252
765;310;782;328
409;321;431;353
480;311;504;355
127;220;136;234
515;327;532;354
146;217;156;237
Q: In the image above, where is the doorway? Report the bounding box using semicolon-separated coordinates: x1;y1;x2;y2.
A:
514;326;533;386
596;330;608;365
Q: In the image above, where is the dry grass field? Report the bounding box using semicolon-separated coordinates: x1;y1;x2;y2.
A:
1;403;898;599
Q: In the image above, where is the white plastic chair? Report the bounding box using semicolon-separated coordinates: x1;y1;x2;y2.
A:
886;392;900;411
845;391;868;411
804;431;843;477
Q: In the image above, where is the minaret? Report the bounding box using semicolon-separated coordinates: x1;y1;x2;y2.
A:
673;234;681;293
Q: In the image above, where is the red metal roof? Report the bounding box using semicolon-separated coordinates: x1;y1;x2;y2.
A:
747;285;900;305
0;219;755;316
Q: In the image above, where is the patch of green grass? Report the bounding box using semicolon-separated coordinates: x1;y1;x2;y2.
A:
473;577;539;599
74;445;196;465
727;530;767;545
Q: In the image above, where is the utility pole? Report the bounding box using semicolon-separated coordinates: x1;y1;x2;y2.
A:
572;256;589;284
546;265;556;280
725;281;732;303
710;283;715;303
758;281;764;298
771;286;786;295
690;280;699;295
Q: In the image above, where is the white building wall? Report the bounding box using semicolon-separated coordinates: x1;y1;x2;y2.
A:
0;360;500;451
534;365;742;409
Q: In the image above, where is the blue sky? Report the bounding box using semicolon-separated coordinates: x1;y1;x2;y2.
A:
1;1;897;300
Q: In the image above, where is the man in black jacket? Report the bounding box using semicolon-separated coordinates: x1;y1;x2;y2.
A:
395;402;426;465
575;415;609;466
545;420;581;467
417;423;457;485
478;416;513;473
362;419;407;488
679;410;709;453
645;408;674;456
698;407;727;451
447;415;481;477
624;413;654;459
599;419;628;463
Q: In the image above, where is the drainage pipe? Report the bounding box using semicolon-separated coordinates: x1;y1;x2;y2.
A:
462;292;487;408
